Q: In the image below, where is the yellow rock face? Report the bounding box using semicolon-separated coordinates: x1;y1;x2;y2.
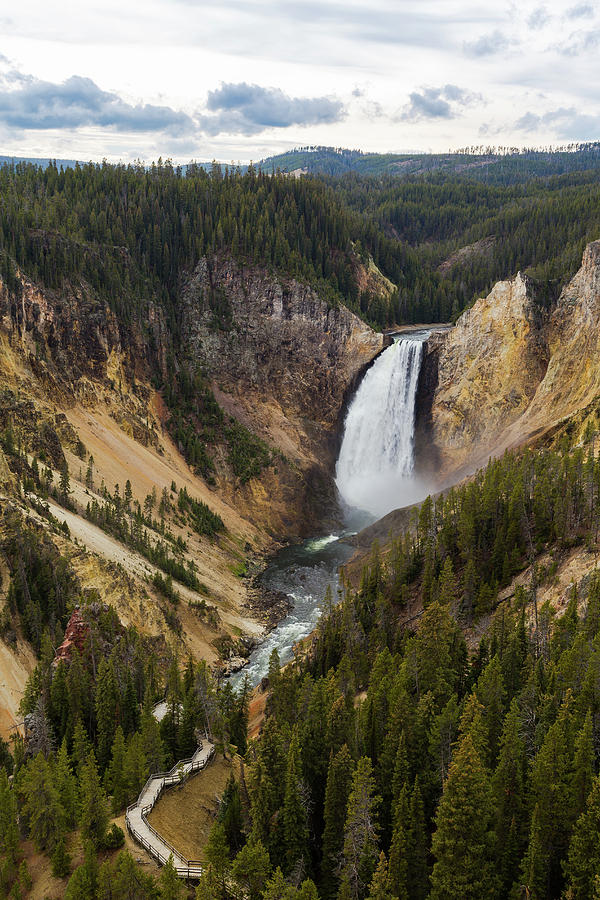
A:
431;272;549;473
429;240;600;479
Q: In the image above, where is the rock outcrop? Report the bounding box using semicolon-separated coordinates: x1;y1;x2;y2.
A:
182;256;384;532
0;271;168;399
422;240;600;480
53;607;89;666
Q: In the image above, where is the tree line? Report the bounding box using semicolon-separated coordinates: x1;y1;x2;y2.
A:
190;436;600;899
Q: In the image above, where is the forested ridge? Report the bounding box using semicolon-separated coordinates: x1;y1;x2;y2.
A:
327;169;600;318
258;143;600;182
1;155;600;328
3;152;600;898
0;160;393;324
3;435;600;897
189;437;600;900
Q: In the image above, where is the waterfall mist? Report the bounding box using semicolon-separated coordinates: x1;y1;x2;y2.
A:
335;334;432;519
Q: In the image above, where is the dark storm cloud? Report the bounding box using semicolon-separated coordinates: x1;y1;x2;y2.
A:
463;29;514;57
0;72;194;133
198;82;345;136
400;85;481;122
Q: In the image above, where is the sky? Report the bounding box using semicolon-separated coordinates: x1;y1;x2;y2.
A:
0;0;599;164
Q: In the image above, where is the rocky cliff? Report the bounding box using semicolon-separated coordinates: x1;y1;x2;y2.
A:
181;256;384;532
422;240;600;479
0;256;384;736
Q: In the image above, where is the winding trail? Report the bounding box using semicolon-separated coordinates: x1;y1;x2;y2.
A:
125;704;214;879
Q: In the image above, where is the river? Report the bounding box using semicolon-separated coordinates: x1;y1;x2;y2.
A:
230;329;431;690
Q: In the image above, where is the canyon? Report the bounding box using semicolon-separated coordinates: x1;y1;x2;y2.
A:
0;256;383;738
3;236;600;740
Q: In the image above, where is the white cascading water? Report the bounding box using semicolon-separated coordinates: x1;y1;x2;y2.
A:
230;331;431;689
335;334;428;518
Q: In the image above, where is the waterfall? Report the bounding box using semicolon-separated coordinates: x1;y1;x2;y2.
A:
335;334;428;518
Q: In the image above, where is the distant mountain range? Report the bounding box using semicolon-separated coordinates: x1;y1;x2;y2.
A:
256;143;600;183
0;154;83;169
3;142;600;186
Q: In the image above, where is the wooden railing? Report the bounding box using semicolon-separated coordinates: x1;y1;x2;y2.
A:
125;742;215;880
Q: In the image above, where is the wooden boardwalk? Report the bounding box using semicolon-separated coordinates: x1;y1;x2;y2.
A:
125;704;214;880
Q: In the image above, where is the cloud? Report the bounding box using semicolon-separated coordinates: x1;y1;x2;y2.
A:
0;59;346;143
555;28;600;55
177;0;498;52
0;69;194;134
527;6;551;30
566;4;594;19
198;82;345;136
400;85;481;122
514;106;600;140
463;29;514;57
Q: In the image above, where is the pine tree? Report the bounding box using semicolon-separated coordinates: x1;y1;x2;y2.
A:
95;658;119;772
248;719;287;860
414;601;459;703
105;726;128;813
64;842;98;900
97;850;156;898
298;881;320;899
219;773;244;854
437;556;456;607
85;455;94;489
231;838;272;900
21;752;66;854
565;775;600;900
457;693;489;765
204;822;230;898
283;731;309;875
140;695;165;773
390;732;409;823
123;731;149;802
71;717;92;775
79;752;109;848
195;864;222;900
159;854;183;900
338;757;381;900
321;745;354;899
51;835;71;879
430;735;497;900
59;462;71;505
178;689;198;758
475;655;506;767
520;699;573;897
262;866;291;900
407;776;428;900
492;699;527;895
366;852;397;900
54;738;78;828
572;711;595;820
387;786;409;900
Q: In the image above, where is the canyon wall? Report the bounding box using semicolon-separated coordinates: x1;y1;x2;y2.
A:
420;240;600;480
181;256;384;532
0;258;384;537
